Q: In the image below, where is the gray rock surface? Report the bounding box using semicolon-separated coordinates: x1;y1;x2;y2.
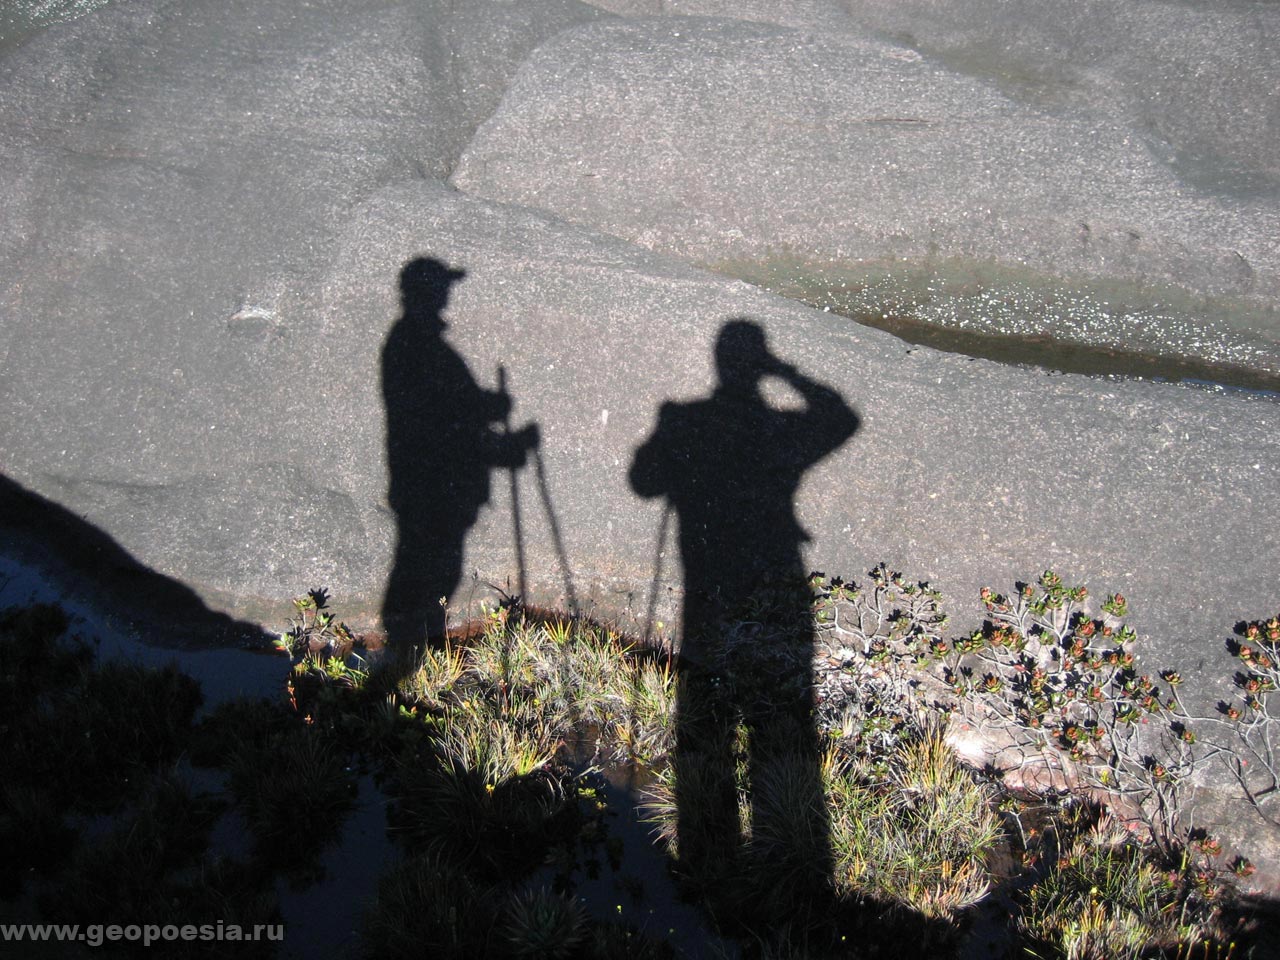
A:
0;0;1275;642
838;0;1280;199
0;0;609;611
452;12;1280;371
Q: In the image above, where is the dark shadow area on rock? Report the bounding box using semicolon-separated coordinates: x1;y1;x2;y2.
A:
0;472;269;646
380;257;538;671
628;318;860;928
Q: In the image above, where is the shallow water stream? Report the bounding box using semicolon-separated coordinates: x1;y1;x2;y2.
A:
716;258;1280;396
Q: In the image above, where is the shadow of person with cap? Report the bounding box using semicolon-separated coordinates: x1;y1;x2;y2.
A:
380;257;539;665
629;318;859;907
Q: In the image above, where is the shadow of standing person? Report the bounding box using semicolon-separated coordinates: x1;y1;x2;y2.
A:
629;319;859;912
380;258;538;668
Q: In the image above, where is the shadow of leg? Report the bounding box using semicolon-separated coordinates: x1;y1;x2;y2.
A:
674;667;742;886
747;709;833;905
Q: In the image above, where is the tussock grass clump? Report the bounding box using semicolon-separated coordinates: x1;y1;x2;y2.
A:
226;725;356;874
616;656;678;765
361;857;674;960
189;695;298;766
643;736;741;869
747;745;835;885
362;855;492;959
452;612;633;735
644;725;1000;926
1019;816;1218;960
369;605;689;955
499;888;589;959
399;639;466;709
391;706;567;878
391;605;675;766
827;731;1000;918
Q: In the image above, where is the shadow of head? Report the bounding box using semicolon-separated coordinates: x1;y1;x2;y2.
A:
715;317;774;392
400;257;467;325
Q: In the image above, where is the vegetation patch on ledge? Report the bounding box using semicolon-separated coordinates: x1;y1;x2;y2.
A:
5;567;1280;958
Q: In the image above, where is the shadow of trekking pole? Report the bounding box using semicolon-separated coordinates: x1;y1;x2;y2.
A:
642;503;673;650
497;365;580;617
532;444;580;616
497;365;528;603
